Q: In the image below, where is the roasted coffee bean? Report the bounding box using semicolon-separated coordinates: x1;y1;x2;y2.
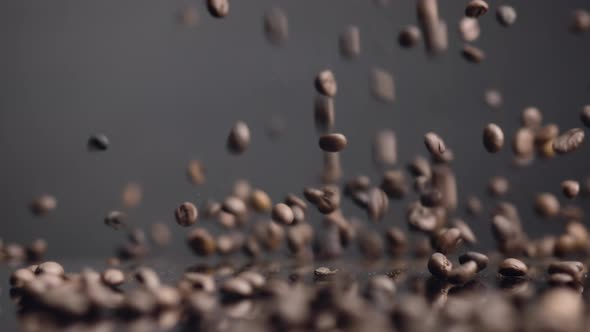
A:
26;238;48;260
104;211;127;230
418;0;448;55
178;6;199;26
102;268;125;287
465;0;488;18
367;187;389;221
88;134;109;151
448;261;478;284
491;214;520;244
453;219;477;244
483;123;504;153
496;5;517;27
134;267;161;289
150;223;171;246
30;194;57;216
424;132;446;158
459;17;480;42
428;252;453;279
571;9;590;33
221;196;247;217
318;186;341;214
462;44;485;63
498;258;527;277
534;193;560;218
370;68;395;103
345;175;371;195
232;179;251;200
488;176;509;196
207;0;229;18
321;151;343;183
513;127;535;158
561;180;580;199
284;193;308;210
125;288;157;314
373;129;397;166
548;261;584;279
484;89;503;108
465;195;482;216
535;123;559;143
547;273;576;287
35;261;65;276
303;187;323;204
263;7;288;46
521;107;543;128
407;202;438;233
432;165;458;211
358;230;384;260
249;189;272;212
398;25;422;47
187;228;216;256
121;182;142;208
408;156;432;178
314;267;338;277
433;228;462;254
227;121;251;154
187;160;206;185
420;186;442;207
580;105;590;127
552;128;584;154
314;95;335;133
315;70;337;97
385;227;407;257
459;251;489;271
319;133;348;152
271;203;294;225
381;170;408;198
339;25;360;59
221;277;253;298
10;268;35;287
565;221;588;250
175;202;198;226
554;233;578;257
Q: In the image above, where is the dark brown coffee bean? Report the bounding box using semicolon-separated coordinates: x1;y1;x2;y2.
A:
498;258;527;277
284;193;308;210
344;175;371;195
221;277;253;298
462;44;485;63
385;227;407;257
466;195;483;215
408;156;432;178
428;252;453;279
465;0;488;17
263;7;288;46
187;228;216;256
424;132;446;158
407;202;437;233
420;186;442;207
432;165;458;211
319;133;347;152
459;251;489;271
314;95;335;134
207;0;229;18
484;89;503;108
496;5;517;27
36;261;64;276
491;214;520;245
571;9;590;33
534;193;560;218
303;187;323;204
358;230;384;260
367;187;389;221
150;223;171;246
483;123;504;153
187;160;206;185
398;25;422;48
373;129;397;166
561;180;580;199
178;6;199;26
321;151;342;183
370;68;395;103
88;134;109;151
548;261;584;279
340;25;360;59
488;176;509;196
535;123;559;144
459;17;480;42
513;127;535;158
553;128;585;154
453;219;477;244
448;261;478;284
254;220;285;250
227;121;251;154
433;227;462;254
271;203;294;224
104;211;127;230
102;268;125;287
175;202;198;226
380;170;408;198
30;194;57;216
315;70;337;97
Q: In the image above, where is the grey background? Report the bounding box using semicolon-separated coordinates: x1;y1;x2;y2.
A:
0;0;589;261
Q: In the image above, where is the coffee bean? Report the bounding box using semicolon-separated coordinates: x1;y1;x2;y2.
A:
102;268;125;287
221;277;253;298
513;127;535;158
249;189;272;213
459;251;489;271
488;176;509;196
580;105;590;128
10;268;35;287
221;196;247;217
370;68;395;103
491;214;520;245
496;5;517;27
428;253;453;279
373;129;397;166
150;223;171;246
227;121;251;154
459;17;480;42
432;165;458;211
534;193;560;218
465;0;488;17
418;0;448;55
448;261;478;284
561;180;580;199
419;186;442;207
314;267;338;276
571;9;590;33
25;238;47;261
187;160;206;185
175;202;198;226
122;182;142;209
134;267;160;290
548;261;584;279
340;25;360;59
88;134;109;151
424;132;446;158
553;128;585;154
498;258;527;277
453;219;477;244
555;233;578;257
284;193;308;211
484;89;503;108
30;194;57;216
565;221;588;250
125;288;157;314
535;123;559;143
368;187;389;221
128;227;147;246
483;123;504;153
385;227;407;257
319;133;347;152
380;170;408;198
358;230;384;260
407;202;437;233
466;195;482;215
520;106;542;128
178;6;199;26
433;227;462;254
271;203;294;225
263;7;288;46
344;175;371;195
104;211;127;230
398;25;422;48
187;228;216;256
207;0;229;18
36;261;65;276
315;70;337;97
321;151;343;183
314;96;335;134
462;44;485;63
408;156;432;178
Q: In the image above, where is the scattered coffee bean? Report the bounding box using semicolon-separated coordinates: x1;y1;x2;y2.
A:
321;151;343;183
250;189;272;212
187;160;206;185
367;187;389;221
284;193;308;211
178;6;199;26
488;176;509;196
534;193;560;218
358;229;384;259
448;260;478;284
221;277;253;298
319;133;348;152
175;202;198;226
26;238;47;261
381;170;408;198
221;196;247;217
314;95;335;133
373;129;397;166
398;25;422;48
571;9;590;33
432;227;462;254
385;227;407;257
35;261;65;276
10;268;35;287
408;156;432;178
483;123;504;153
122;182;142;209
453;219;477;244
521;107;543;128
496;5;517;27
418;0;448;55
462;44;485;63
465;0;488;18
552;128;584;154
102;268;125;287
459;251;489;271
466;195;483;215
424;132;446;158
271;203;294;225
498;258;527;277
340;25;360;59
370;68;395;103
207;0;229;18
104;211;127;230
315;70;337;97
263;7;288;46
187;228;216;256
428;252;453;279
561;180;580;199
345;175;371;195
150;223;171;247
227;121;251;154
484;89;503;108
88;134;109;151
432;165;458;211
407;202;438;233
30;194;57;216
513;127;535;158
459;17;480;42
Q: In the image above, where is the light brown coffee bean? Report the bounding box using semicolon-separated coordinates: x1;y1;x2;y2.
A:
370;68;395;103
424;132;446;158
227;121;251;154
453;219;477;244
186;228;216;256
315;70;337;97
571;9;590;33
150;223;171;246
102;268;125;287
175;202;198;226
459;17;480;42
36;261;64;276
534;193;560;218
553;128;584;154
513;127;535;158
448;261;478;284
250;189;272;212
30;194;57;216
433;227;462;254
462;44;485;63
484;89;503;108
314;95;335;133
207;0;229;18
496;5;517;27
407;202;437;233
263;7;288;46
121;182;142;208
367;187;389;221
521;107;543;128
340;25;360;59
466;195;482;215
187;160;206;185
373;129;397;166
488;176;509;196
483;123;504;153
272;203;294;225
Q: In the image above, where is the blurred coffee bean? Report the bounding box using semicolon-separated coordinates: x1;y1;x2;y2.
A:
459;251;489;271
315;70;337;97
284;193;308;210
428;253;452;279
462;44;485;63
187;228;216;256
367;187;389;221
571;9;590;33
496;5;517;27
221;277;253;299
227;121;251;154
102;268;125;287
424;132;446;158
488;176;509;196
321;151;343;183
122;182;142;209
521;107;543;128
30;194;57;216
561;180;580;198
552;128;584;154
178;6;199;26
513;127;535;158
150;223;171;246
88;134;109;151
26;238;47;261
453;219;477;244
408;156;432;178
319;133;348;152
175;202;198;226
314;266;338;277
10;268;35;287
36;261;64;276
373;129;397;166
272;203;294;225
483;123;504;153
207;0;229;18
104;211;127;230
448;261;478;284
381;170;408;198
250;189;272;213
358;230;384;260
432;227;462;254
484;89;503;108
187;160;206;185
432;165;457;211
339;25;360;59
398;25;422;47
458;17;480;42
314;95;335;134
370;68;395;103
345;175;371;195
498;258;527;277
534;193;560;218
385;227;407;257
134;267;160;290
263;7;288;46
465;0;488;17
407;202;437;233
221;196;247;218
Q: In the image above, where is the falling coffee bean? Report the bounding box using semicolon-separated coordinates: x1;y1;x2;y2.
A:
175;202;198;226
496;5;517;27
498;258;527;277
428;253;453;279
187;160;206;185
319;133;348;152
484;89;503;109
465;0;488;18
207;0;229;18
459;17;480;42
488;176;509;196
121;182;142;209
178;6;199;26
272;203;294;225
373;129;397;167
339;25;361;59
314;95;335;133
30;194;57;216
561;180;580;199
370;68;395;103
552;128;584;154
104;211;128;230
424;132;446;158
483;123;504;153
187;228;216;256
398;25;422;48
534;193;560;218
512;128;535;158
521;107;543;128
263;7;288;46
459;251;489;271
462;44;485;63
250;189;272;212
88;134;109;151
227;121;251;154
315;70;337;97
571;9;590;33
